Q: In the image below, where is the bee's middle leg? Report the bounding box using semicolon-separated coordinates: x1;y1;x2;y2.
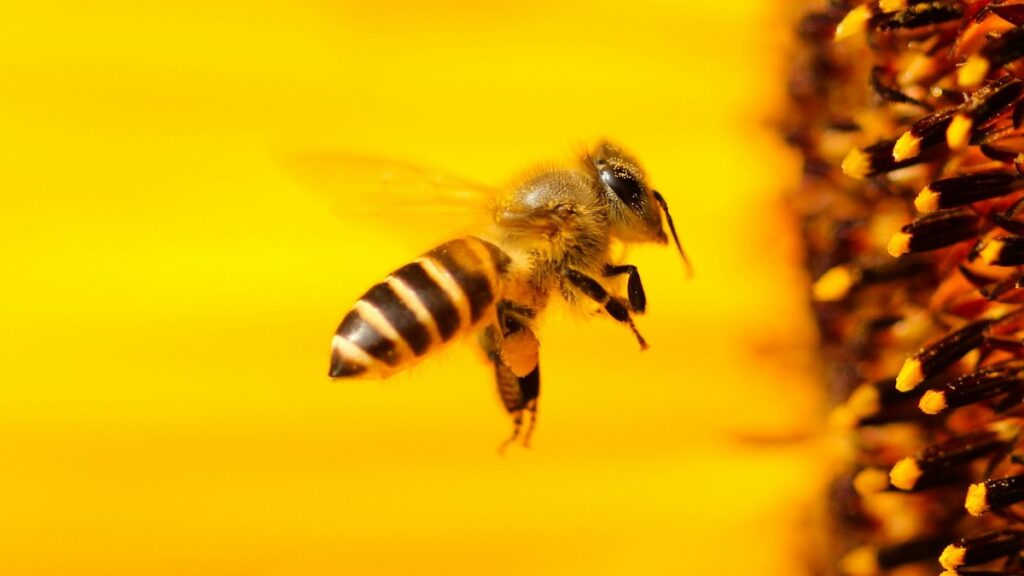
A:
564;268;648;349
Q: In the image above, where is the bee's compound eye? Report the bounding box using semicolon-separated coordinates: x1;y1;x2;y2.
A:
599;167;644;212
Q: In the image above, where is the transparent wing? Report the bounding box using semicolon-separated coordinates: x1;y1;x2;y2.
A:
286;151;499;249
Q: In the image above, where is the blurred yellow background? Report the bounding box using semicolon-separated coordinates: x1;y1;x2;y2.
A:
1;2;824;574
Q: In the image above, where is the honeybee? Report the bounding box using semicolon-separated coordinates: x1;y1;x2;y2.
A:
322;142;689;447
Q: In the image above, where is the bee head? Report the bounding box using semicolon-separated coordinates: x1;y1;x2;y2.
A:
589;141;691;275
588;142;665;242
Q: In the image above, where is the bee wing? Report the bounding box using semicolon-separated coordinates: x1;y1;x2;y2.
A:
287;152;499;248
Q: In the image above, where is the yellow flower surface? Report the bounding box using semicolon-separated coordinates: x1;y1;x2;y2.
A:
0;2;822;575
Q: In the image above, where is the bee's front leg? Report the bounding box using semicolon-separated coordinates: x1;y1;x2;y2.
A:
564;268;648;350
602;263;646;313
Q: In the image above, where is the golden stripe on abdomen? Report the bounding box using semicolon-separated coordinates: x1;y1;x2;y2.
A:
361;282;432;355
427;241;494;323
336;309;401;366
329;335;371;377
391;262;461;341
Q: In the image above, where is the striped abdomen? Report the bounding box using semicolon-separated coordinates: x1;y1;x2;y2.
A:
329;237;511;378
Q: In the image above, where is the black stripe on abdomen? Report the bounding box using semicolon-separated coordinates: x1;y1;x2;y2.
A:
361;282;432;355
336;310;400;366
391;262;461;341
429;242;495;322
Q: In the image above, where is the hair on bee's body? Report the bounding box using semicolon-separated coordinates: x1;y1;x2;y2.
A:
327;141;689;447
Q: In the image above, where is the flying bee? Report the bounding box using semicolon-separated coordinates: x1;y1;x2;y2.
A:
319;141;690;447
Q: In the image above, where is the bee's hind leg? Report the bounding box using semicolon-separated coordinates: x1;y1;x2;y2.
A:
480;303;541;451
496;366;540;453
564;268;649;349
499;409;524;454
521;397;539;447
602;263;646;313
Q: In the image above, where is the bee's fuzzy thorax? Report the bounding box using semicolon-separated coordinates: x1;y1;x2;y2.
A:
495;168;611;273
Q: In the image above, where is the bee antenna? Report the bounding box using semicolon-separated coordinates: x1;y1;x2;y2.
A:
653;190;693;278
